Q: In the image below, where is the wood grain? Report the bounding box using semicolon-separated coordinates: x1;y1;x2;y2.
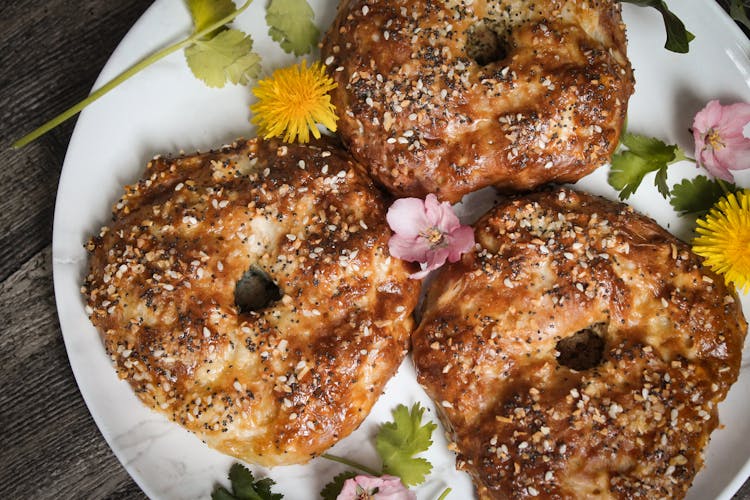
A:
0;0;747;499
0;248;146;499
0;0;151;498
0;0;152;282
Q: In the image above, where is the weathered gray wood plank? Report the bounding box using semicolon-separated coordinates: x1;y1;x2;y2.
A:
0;0;151;497
0;247;146;499
0;0;748;499
0;0;153;283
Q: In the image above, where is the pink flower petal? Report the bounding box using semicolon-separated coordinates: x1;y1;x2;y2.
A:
693;100;750;182
386;197;432;238
717;102;750;136
693;100;723;134
372;475;417;500
422;193;444;227
424;247;451;272
699;146;734;181
386;194;474;278
438;206;462;233
422;194;459;233
410;247;450;279
389;233;431;262
336;478;359;499
446;225;475;262
716;141;750;173
336;475;415;500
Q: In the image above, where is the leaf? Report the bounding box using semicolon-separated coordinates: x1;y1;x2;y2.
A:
375;403;438;486
183;0;262;88
185;29;262;88
228;464;261;500
654;164;670;198
320;471;357;500
621;0;694;53
670;176;740;216
730;0;750;30
608;133;684;200
266;0;320;55
211;463;283;500
187;0;236;34
212;487;239;500
250;478;283;500
609;152;657;200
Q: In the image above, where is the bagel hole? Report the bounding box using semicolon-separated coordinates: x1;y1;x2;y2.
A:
556;323;606;371
466;23;508;66
235;267;282;313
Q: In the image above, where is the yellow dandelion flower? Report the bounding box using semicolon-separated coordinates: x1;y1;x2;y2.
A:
250;60;338;144
693;189;750;293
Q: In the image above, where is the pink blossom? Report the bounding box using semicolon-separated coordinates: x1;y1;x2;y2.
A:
337;475;416;500
386;194;475;279
693;100;750;182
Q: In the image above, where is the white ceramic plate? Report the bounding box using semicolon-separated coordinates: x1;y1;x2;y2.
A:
52;1;750;498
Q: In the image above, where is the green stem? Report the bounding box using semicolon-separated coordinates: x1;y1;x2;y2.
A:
320;453;381;476
12;0;252;149
717;178;732;195
12;39;189;149
436;487;452;500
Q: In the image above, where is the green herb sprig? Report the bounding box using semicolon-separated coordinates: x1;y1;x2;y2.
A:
320;403;439;498
211;463;283;500
608;132;688;200
607;132;742;218
376;403;438;486
621;0;694;53
13;0;257;149
670;176;740;216
729;0;750;31
266;0;320;56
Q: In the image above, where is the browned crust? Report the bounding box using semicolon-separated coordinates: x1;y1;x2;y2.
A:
413;188;747;498
322;0;634;202
83;137;420;466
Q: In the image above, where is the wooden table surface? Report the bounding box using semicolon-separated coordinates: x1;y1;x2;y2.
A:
1;1;749;498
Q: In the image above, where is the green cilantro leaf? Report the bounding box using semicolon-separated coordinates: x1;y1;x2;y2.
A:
212;488;238;500
730;0;750;30
320;471;357;500
185;29;262;88
654;165;670;198
266;0;320;55
375;403;438;486
212;463;283;500
187;0;236;34
670;176;740;216
608;133;686;200
184;0;262;88
621;0;694;53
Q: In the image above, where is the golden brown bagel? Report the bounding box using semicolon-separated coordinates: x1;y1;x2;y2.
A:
322;0;634;202
83;137;420;466
413;188;746;498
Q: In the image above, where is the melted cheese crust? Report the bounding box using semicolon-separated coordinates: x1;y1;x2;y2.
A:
322;0;634;202
414;189;746;498
83;138;420;466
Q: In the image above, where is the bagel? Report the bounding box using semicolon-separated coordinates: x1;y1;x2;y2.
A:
321;0;634;202
413;188;746;498
83;137;420;466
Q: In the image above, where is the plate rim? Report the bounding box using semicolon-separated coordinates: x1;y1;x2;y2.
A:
51;0;750;498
